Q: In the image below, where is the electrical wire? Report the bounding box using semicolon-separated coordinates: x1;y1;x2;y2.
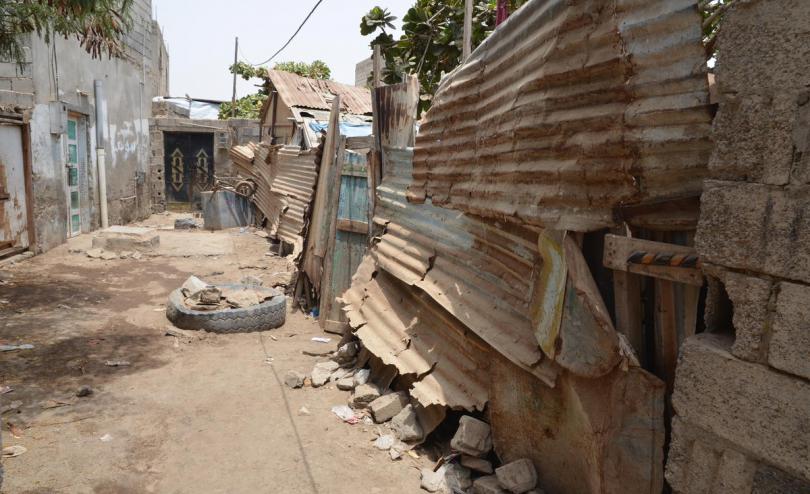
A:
240;0;325;67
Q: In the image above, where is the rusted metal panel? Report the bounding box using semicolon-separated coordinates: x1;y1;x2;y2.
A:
271;146;318;255
0;124;29;251
410;0;713;232
266;70;373;116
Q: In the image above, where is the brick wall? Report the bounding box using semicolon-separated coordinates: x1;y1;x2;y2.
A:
666;1;810;493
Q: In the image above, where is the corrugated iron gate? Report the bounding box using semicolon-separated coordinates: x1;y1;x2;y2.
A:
164;132;214;209
0;123;29;255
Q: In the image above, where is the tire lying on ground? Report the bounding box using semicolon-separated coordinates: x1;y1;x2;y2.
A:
166;284;286;333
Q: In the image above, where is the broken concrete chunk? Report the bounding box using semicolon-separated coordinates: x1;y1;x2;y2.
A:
311;361;340;388
284;371;306;389
181;276;208;296
354;368;371;386
390;404;424;442
373;434;395;451
369;391;409;423
445;463;473;492
420;466;447;493
496;459;538;494
336;377;355;391
198;287;222;305
351;383;381;408
86;248;104;259
92;226;159;252
473;476;507;494
451;416;493;457
462;455;494;474
223;288;262;308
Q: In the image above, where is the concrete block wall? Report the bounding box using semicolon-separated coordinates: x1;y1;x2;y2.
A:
667;1;810;492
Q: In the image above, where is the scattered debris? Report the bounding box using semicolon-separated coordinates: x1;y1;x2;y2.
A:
198;287;222;305
284;371;306;389
451;416;493;457
421;466;448;493
495;459;538;494
311;337;332;344
445;463;473;492
473;475;507;494
100;251;118;261
0;344;34;352
105;360;131;367
181;275;209;296
2;445;26;458
351;383;382;409
76;386;94;398
336;377;355;391
311;361;340;387
174;218;199;230
86;248;104;259
390;404;424;442
369;392;409;423
331;405;359;424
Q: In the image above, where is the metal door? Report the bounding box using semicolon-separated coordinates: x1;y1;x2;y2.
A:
164;132;214;208
65;115;85;237
0;124;28;253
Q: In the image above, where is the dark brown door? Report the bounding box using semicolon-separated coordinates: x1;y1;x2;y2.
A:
164;132;214;208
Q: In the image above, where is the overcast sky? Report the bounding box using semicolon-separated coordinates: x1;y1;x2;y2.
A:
153;0;413;101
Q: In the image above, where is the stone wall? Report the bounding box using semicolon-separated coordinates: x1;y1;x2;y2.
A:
666;1;810;492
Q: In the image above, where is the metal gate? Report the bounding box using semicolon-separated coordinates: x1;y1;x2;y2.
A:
164;132;214;208
0;124;29;255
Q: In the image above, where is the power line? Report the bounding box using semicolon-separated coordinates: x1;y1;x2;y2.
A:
241;0;325;67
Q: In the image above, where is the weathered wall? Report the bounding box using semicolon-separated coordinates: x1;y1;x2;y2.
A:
0;0;166;253
667;1;810;492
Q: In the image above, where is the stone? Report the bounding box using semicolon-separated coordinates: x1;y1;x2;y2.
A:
91;226;159;252
461;455;494;474
240;275;263;287
669;334;810;481
496;459;538;494
369;391;409;423
336;377;355;391
197;287;222;305
284;371;305;389
390;404;423;442
174;218;198;230
420;466;447;493
769;282;810;380
351;383;381;408
100;251;118;260
373;434;395;451
451;416;492;457
181;276;208;296
444;463;472;492
721;271;772;362
473;476;507;494
86;248;104;259
268;271;294;287
354;368;371;386
311;361;340;388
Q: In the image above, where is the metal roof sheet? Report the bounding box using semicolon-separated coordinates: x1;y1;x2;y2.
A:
267;70;373;115
409;0;713;232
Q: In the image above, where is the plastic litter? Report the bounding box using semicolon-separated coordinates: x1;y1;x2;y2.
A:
311;337;331;344
331;405;359;424
0;344;34;352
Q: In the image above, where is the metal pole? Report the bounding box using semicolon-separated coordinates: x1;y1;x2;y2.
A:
463;0;473;61
94;80;109;229
231;36;238;119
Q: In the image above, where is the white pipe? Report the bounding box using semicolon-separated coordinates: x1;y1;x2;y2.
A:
94;80;109;229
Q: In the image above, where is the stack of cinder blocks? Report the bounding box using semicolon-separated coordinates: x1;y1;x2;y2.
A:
666;1;810;493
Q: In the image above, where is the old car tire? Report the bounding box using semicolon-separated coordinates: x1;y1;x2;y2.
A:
166;284;286;333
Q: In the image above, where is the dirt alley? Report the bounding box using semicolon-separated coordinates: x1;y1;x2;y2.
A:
0;214;427;493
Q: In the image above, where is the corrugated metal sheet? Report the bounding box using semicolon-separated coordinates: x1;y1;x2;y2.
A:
271;146;318;255
410;0;713;232
267;70;373;115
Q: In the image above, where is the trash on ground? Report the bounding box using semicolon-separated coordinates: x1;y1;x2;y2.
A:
105;360;131;367
311;337;331;344
331;405;359;424
298;406;311;416
0;344;34;352
2;445;26;457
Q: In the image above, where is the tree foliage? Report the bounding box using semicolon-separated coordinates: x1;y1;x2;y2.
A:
221;59;332;119
0;0;133;65
700;0;734;59
361;0;527;113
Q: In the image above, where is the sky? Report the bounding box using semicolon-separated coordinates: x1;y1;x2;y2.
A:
153;0;414;101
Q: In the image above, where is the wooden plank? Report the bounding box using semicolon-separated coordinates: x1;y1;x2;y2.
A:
318;138;347;331
337;219;368;234
613;270;646;367
654;279;679;393
373;45;382;88
603;234;703;286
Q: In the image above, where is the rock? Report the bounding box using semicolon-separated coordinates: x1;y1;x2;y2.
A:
421;466;447;493
311;361;340;388
181;276;208;296
374;434;395;450
496;459;538;494
268;271;294;287
354;368;371;386
198;287;222;305
369;391;409;423
336;377;355;391
223;288;262;308
445;463;473;492
351;383;381;408
284;371;306;389
473;476;507;494
390;404;424;442
86;248;104;259
100;251;118;260
451;416;493;457
240;275;263;287
76;385;94;398
174;218;198;230
389;441;408;461
462;455;494;474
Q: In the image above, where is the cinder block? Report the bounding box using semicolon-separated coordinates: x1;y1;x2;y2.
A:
451;416;492;457
671;334;810;482
769;282;810;380
697;181;810;284
721;271;773;362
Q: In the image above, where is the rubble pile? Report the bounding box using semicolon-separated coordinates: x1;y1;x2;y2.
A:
285;336;546;494
180;275;275;311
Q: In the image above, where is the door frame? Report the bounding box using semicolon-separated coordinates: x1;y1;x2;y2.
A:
65;111;90;238
0;110;35;255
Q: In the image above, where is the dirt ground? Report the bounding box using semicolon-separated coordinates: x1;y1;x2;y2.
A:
0;214;428;493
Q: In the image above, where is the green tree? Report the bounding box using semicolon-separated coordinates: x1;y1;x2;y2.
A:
700;0;734;58
220;60;332;119
0;0;133;65
361;0;527;113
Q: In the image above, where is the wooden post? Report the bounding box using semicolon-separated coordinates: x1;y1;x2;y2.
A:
463;0;473;61
372;45;382;88
613;270;646;366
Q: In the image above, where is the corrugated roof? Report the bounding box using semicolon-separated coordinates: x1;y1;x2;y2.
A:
409;0;714;232
267;70;373;115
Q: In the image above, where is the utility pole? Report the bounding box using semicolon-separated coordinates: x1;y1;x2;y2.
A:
231;36;238;119
463;0;473;61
